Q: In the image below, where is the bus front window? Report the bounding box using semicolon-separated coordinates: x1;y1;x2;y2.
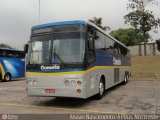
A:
27;32;85;66
52;32;85;64
27;35;52;64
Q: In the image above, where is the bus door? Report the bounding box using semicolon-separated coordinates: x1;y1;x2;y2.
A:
86;26;95;64
114;68;119;83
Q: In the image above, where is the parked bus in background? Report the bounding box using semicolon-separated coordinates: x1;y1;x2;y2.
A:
26;20;131;99
0;48;25;81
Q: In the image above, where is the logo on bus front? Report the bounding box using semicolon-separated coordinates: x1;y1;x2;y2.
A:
41;65;60;70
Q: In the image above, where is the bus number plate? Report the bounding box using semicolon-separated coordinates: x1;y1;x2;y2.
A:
45;89;55;93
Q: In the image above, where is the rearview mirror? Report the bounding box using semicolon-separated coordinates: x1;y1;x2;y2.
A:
24;44;29;54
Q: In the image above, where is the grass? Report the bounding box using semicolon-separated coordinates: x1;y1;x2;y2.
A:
131;56;160;80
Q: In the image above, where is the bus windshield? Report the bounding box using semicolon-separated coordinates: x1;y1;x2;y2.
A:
0;49;25;58
27;32;85;65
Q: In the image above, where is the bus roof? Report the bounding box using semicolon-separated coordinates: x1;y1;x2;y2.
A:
32;20;128;49
0;48;23;52
32;20;86;29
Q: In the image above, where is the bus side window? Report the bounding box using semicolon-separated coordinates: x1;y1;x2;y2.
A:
94;30;105;51
105;36;114;55
87;35;95;63
86;26;95;64
113;42;122;56
0;51;3;57
2;51;8;57
123;48;128;57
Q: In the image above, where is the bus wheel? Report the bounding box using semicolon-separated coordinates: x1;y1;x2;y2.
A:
122;73;128;85
4;73;11;82
95;78;105;100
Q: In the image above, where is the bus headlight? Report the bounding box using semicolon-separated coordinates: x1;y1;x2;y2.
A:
33;80;38;85
64;80;70;85
70;80;76;85
64;79;83;86
28;79;37;86
29;80;33;85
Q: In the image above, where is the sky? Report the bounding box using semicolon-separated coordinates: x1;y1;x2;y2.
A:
0;0;160;50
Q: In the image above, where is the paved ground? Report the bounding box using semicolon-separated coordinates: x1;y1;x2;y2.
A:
0;79;160;114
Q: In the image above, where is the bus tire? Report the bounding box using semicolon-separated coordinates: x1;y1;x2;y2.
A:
95;78;105;100
0;73;2;81
4;73;11;82
122;72;128;85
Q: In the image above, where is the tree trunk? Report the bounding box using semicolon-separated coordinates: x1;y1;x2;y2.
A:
153;43;156;56
144;42;147;56
139;44;142;56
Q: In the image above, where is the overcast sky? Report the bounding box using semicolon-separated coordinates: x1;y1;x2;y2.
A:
0;0;160;50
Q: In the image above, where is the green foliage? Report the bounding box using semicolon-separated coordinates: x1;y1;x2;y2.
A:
88;17;110;31
110;28;143;46
124;0;160;55
0;43;12;49
156;39;160;52
124;10;160;41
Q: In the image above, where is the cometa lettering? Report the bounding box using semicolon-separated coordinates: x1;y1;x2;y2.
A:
113;57;122;65
41;65;60;70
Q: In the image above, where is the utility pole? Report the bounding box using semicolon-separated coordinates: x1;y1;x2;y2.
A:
39;0;40;23
142;1;147;56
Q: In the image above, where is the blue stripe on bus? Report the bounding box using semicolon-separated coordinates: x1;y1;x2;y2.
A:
94;51;130;66
32;20;86;29
26;66;130;76
26;68;85;73
95;51;113;66
26;51;130;73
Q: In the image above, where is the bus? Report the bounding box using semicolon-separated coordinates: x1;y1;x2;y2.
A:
0;48;25;81
26;20;131;99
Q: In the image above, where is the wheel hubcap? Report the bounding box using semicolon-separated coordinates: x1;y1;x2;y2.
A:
125;75;127;83
5;75;10;81
99;82;104;95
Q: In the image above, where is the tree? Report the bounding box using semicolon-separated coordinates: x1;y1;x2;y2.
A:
0;43;12;49
156;39;160;52
124;0;160;55
89;17;110;31
110;28;143;46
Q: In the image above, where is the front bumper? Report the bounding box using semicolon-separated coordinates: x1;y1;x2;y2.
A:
27;86;87;99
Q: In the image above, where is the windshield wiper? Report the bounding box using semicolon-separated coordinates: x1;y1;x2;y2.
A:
52;49;66;67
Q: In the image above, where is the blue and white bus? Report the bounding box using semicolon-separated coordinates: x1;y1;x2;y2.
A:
0;48;25;81
26;20;131;99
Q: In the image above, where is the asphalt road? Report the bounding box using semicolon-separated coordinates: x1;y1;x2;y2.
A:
0;79;160;114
